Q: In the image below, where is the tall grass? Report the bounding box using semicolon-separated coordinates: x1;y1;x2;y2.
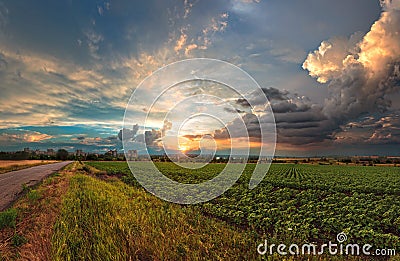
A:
52;174;258;260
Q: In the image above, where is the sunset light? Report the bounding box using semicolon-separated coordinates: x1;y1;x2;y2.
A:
0;1;399;260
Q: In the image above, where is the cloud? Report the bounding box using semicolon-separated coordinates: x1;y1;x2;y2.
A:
224;86;336;146
72;135;118;146
0;52;7;70
0;0;394;154
0;0;235;130
171;10;229;56
0;130;53;144
0;45;149;128
224;107;245;113
211;113;262;142
0;1;8;32
381;0;400;11
84;30;104;60
118;124;139;141
183;0;196;19
183;134;208;140
98;6;104;16
144;119;172;147
302;32;364;84
231;0;261;14
334;113;400;145
174;30;188;53
262;87;289;101
303;2;400;122
0;124;122;152
185;43;198;55
161;119;172;137
118;120;172;148
205;13;229;33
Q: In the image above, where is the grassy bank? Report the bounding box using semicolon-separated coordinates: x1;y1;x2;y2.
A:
52;173;260;260
0;162;74;260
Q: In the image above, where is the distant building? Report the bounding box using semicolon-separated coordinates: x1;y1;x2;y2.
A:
47;149;55;156
35;149;46;155
231;156;245;163
258;156;272;164
75;149;86;157
106;149;118;157
127;150;138;161
23;148;30;153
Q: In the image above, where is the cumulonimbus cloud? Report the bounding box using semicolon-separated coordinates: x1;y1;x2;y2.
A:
225;0;400;148
303;0;400;124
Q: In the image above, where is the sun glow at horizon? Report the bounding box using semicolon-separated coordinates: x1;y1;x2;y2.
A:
178;145;190;152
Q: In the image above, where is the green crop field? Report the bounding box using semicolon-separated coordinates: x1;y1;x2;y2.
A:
82;162;400;257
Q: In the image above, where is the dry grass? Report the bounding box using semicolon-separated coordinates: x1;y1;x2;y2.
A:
0;160;58;174
52;164;260;260
0;160;56;168
0;162;75;260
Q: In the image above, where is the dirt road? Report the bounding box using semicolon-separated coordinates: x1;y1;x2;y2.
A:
0;161;72;211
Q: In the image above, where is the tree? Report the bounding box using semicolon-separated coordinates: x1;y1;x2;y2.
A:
56;149;69;160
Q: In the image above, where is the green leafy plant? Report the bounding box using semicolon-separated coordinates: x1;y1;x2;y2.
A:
87;162;400;251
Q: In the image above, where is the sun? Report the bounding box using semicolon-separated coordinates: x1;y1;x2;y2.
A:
179;145;189;153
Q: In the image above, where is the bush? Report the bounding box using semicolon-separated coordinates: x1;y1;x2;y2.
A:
0;208;18;230
27;189;41;203
82;165;91;173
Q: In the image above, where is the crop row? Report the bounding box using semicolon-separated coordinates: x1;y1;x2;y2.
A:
86;162;400;250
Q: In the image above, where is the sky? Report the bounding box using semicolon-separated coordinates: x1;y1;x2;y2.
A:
0;0;399;156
